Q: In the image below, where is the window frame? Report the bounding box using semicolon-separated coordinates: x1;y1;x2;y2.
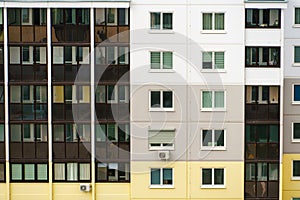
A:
292;84;300;104
53;162;91;182
201;12;226;33
150;168;174;188
95;162;130;182
292;160;300;180
201;168;225;188
201;129;226;150
10;163;48;182
149;90;174;112
201;51;225;71
245;9;281;29
292;122;300;142
201;90;226;111
149;11;173;32
149;51;174;71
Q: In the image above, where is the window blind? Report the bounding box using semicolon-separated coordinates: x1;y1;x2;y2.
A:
202;91;212;108
24;164;35;180
148;130;175;144
11;164;22;180
150;52;160;69
215;13;224;30
163;52;172;69
202;52;212;69
37;164;47;180
214;52;224;69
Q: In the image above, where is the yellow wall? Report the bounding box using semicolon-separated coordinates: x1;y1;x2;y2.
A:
10;183;49;200
0;184;6;200
95;183;130;200
131;161;243;200
283;154;300;200
53;183;91;200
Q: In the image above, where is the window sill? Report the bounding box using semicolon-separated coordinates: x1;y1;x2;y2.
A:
200;69;226;73
291;177;300;181
201;30;227;34
150;185;174;189
201;108;226;112
201;185;226;189
201;147;226;151
292;102;300;105
149;108;175;112
293;63;300;67
293;24;300;28
149;30;174;34
149;147;175;151
292;139;300;143
149;69;175;73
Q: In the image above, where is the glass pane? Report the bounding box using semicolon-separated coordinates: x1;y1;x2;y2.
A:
202;169;212;185
0;164;4;181
23;124;34;142
0;86;3;102
151;91;160;108
66;124;76;142
36;86;47;103
202;130;212;146
107;85;116;101
269;125;279;142
37;164;47;180
151;168;160;185
215;13;224;30
163;91;173;108
79;163;90;181
203;13;212;30
162;13;172;30
269;163;278;180
96;124;106;142
202;91;212;108
246;125;255;142
53;125;64;142
108;163;118;181
215;130;224;146
293;161;300;177
295;8;300;24
246;163;256;181
163;52;172;69
107;124;117;141
36;124;47;142
202;52;212;69
295;47;300;63
257;163;268;181
294;123;300;140
0;124;4;142
11;124;21;142
24;164;35;180
150;12;160;29
294;85;300;101
11;164;22;180
96;86;106;103
214;91;224;108
215;52;224;69
214;169;224;185
97;163;107;181
150;52;160;69
257;125;268;142
67;163;78;181
10;86;21;103
163;168;172;185
54;163;65;180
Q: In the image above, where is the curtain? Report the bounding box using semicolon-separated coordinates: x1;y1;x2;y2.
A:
67;163;78;181
215;52;224;69
150;52;160;69
202;91;212;108
163;13;172;30
150;12;160;29
80;163;90;181
24;164;35;180
214;91;224;108
202;169;212;185
296;8;300;24
54;163;65;180
11;164;22;180
202;52;212;69
37;164;47;180
163;52;173;69
163;91;172;108
215;13;224;30
214;169;224;185
203;13;212;30
151;168;160;185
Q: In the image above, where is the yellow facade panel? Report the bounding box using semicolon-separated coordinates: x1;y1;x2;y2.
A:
283;154;300;191
10;183;49;200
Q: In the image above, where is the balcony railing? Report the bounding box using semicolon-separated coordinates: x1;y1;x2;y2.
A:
246;104;279;121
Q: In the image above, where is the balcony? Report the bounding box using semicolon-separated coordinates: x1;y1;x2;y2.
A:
246;104;279;122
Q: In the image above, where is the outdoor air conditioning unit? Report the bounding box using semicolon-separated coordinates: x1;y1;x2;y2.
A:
158;151;170;160
80;183;91;192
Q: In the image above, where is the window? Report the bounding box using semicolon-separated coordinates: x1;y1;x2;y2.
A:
148;130;175;150
0;124;4;142
54;163;90;182
0;163;4;182
53;124;90;142
293;161;300;179
150;168;173;187
150;90;173;111
95;85;129;104
295;8;300;25
96;162;130;182
202;13;224;31
53;85;90;104
10;124;47;142
11;163;48;182
295;47;300;64
202;52;224;69
150;52;173;70
150;12;172;30
293;123;300;142
246;47;280;67
246;86;279;104
293;85;300;103
95;123;130;142
201;91;225;111
202;130;225;149
201;168;224;188
246;9;280;28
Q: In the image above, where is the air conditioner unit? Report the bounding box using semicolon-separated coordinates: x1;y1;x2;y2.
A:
80;183;91;192
158;151;170;160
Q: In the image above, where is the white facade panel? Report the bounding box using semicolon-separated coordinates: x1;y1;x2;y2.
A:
246;68;281;85
245;29;281;46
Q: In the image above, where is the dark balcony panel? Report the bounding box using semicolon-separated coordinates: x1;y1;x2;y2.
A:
9;65;21;81
0;65;4;81
35;26;47;42
65;104;73;121
118;104;129;121
257;182;268;197
107;142;118;159
107;27;118;42
53;143;65;159
65;65;77;82
36;142;48;159
73;104;91;121
35;104;48;120
23;143;35;158
77;26;90;42
101;66;118;82
0;105;4;121
10;104;22;121
52;66;64;82
0;143;5;159
119;143;129;159
118;26;129;43
52;104;64;121
246;104;257;120
246;144;256;160
268;181;279;197
77;65;90;82
22;66;35;81
245;181;256;197
118;66;129;82
106;104;115;121
79;142;91;159
95;26;107;43
256;105;269;120
10;143;22;159
95;65;106;83
66;143;78;159
8;26;21;42
96;104;106;121
34;65;47;81
95;142;106;159
269;105;279;120
257;144;268;159
269;144;279;160
22;26;34;42
23;104;34;120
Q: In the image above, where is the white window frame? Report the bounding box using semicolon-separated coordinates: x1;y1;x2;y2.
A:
294;45;300;66
149;90;174;112
201;168;226;188
201;51;226;71
107;85;118;104
149;51;174;72
292;122;300;142
21;8;33;25
148;129;175;151
149;168;174;188
201;90;226;111
292;160;300;180
292;84;300;104
22;46;34;65
201;129;226;150
201;12;226;34
149;11;174;33
294;6;300;27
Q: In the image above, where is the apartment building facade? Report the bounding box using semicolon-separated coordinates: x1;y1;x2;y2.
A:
0;0;299;200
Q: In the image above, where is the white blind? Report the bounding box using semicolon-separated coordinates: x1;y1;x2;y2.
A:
149;130;175;144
